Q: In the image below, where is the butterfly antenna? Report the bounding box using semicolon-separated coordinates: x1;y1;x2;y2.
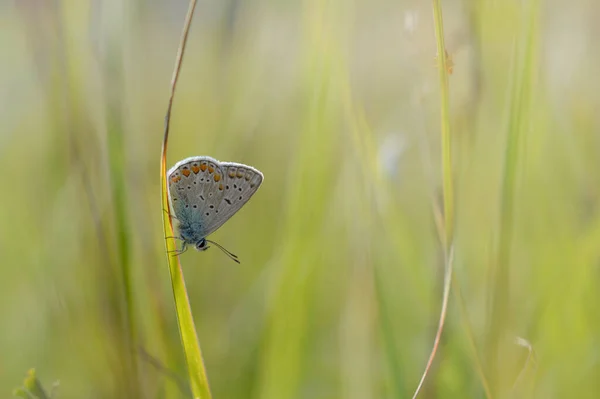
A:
206;239;240;264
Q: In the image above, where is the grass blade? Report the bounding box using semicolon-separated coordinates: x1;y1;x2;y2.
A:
160;1;212;398
411;1;454;397
486;1;538;392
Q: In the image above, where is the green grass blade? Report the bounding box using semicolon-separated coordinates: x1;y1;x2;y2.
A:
13;369;50;399
160;1;212;398
486;0;539;393
411;2;455;397
432;0;454;247
105;67;140;398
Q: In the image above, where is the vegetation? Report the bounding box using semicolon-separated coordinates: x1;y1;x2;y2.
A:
1;1;598;397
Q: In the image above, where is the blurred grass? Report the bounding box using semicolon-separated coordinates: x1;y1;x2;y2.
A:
105;38;141;399
13;369;57;399
2;0;600;398
486;0;539;395
409;1;455;397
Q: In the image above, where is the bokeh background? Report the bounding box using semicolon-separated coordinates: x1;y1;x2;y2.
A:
2;0;600;398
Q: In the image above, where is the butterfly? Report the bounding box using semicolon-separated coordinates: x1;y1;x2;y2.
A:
167;156;264;262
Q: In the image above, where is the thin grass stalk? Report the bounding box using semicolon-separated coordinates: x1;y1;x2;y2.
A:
416;79;492;397
411;1;454;397
431;202;493;398
427;180;493;398
433;7;454;248
160;1;212;398
411;246;454;399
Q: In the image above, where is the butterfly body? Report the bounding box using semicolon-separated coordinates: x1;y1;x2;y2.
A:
167;156;264;255
177;214;209;251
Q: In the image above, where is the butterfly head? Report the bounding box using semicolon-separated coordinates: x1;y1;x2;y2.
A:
195;238;210;252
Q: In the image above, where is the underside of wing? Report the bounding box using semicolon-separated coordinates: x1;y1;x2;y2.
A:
201;161;264;236
168;156;226;239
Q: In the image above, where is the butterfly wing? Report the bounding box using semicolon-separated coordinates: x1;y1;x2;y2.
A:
202;161;263;236
168;157;263;239
168;156;226;238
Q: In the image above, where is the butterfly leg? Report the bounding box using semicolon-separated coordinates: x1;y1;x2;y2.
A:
163;208;179;220
168;241;188;257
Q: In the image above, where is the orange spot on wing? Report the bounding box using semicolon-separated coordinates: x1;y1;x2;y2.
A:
219;184;223;191
182;168;191;177
191;165;200;174
213;174;221;182
236;170;244;178
208;166;214;173
200;163;207;172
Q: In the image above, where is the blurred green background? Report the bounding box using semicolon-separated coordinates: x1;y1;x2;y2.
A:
2;0;600;398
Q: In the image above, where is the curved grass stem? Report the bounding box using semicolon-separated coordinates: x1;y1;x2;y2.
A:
411;246;454;399
411;1;454;397
160;1;212;398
